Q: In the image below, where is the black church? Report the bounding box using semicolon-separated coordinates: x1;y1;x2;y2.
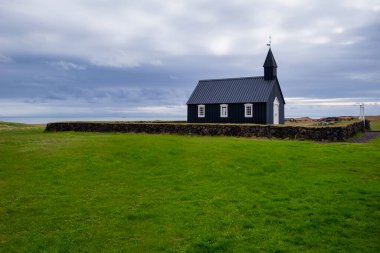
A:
186;48;285;124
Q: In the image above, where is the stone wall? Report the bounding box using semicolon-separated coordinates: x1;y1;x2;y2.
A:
45;120;370;142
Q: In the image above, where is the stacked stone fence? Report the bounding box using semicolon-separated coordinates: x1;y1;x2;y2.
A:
45;120;370;142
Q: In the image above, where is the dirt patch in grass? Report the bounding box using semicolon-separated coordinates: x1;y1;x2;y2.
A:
346;131;380;143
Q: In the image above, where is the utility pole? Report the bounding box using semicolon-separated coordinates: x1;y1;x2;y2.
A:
359;103;365;130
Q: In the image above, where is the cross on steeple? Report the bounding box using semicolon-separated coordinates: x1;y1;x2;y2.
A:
266;35;272;48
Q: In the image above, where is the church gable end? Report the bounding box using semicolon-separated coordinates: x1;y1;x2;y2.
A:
187;47;285;124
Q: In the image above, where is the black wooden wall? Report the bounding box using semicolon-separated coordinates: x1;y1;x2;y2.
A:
187;103;267;124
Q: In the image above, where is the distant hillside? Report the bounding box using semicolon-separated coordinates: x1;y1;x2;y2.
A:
0;121;45;131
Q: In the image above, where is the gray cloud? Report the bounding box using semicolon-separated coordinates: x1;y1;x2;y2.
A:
51;61;87;71
0;0;379;119
0;54;12;63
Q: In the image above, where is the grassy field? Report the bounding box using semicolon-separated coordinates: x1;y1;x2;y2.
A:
0;121;45;131
0;122;380;252
285;119;362;127
284;116;380;128
367;116;380;131
284;120;359;127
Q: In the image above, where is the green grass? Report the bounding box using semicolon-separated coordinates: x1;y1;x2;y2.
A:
0;121;45;131
367;116;380;131
286;119;362;128
327;119;361;127
0;125;379;252
0;121;29;130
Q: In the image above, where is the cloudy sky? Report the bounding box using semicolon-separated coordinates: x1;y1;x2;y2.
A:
0;0;379;121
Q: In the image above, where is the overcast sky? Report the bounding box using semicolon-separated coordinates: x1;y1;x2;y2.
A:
0;0;379;121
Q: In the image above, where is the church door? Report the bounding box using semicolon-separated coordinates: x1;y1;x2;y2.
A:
273;97;279;124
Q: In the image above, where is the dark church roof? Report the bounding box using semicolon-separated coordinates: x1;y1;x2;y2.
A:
186;76;277;104
263;48;277;67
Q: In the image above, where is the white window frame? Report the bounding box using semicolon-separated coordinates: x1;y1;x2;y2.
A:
197;104;205;118
220;104;228;118
244;103;253;118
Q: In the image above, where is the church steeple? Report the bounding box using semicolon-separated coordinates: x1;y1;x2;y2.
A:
263;48;277;80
